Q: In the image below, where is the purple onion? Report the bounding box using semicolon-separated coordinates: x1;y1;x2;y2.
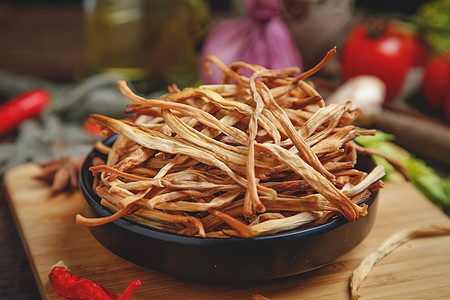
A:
200;0;303;84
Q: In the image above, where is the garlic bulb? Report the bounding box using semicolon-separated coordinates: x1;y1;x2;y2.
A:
328;75;386;126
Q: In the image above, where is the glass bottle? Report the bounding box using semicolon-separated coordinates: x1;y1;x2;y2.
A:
83;0;210;92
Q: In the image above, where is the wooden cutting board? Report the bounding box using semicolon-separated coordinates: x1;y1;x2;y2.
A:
4;163;450;300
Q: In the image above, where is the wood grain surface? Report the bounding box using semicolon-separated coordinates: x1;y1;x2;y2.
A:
4;163;450;300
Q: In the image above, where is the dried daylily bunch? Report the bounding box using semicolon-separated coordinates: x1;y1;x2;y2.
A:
76;50;386;238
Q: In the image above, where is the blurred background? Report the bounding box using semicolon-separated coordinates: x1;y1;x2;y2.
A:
0;1;435;82
0;0;432;82
1;2;448;169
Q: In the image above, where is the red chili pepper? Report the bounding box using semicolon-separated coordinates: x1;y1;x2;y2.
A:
83;119;103;135
49;262;141;300
0;88;50;135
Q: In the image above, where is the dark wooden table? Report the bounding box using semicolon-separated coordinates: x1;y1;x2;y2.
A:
0;179;40;299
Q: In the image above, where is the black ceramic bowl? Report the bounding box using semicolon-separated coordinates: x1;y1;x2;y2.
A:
80;135;379;282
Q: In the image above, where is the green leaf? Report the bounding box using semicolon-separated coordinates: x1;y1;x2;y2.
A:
355;131;450;209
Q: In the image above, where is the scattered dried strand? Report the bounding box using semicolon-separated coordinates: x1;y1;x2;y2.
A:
350;224;450;300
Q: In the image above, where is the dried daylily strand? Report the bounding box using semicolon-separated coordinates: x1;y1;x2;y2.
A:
257;79;335;181
208;208;258;237
350;224;450;300
249;212;318;235
94;140;112;154
293;47;336;83
75;204;137;226
89;114;277;199
244;70;269;216
90;165;151;181
252;294;272;300
256;143;364;221
351;141;410;181
117;81;249;145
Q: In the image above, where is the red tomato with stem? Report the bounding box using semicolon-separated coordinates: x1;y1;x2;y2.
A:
340;20;417;104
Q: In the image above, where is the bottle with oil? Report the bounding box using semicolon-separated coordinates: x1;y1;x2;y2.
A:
83;0;210;92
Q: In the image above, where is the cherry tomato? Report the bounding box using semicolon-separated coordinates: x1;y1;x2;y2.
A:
409;34;430;67
421;51;450;120
340;20;417;104
445;91;450;122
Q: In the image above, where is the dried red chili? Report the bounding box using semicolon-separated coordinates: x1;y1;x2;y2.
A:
49;261;141;300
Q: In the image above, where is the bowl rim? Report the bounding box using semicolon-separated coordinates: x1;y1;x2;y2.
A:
80;135;378;245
